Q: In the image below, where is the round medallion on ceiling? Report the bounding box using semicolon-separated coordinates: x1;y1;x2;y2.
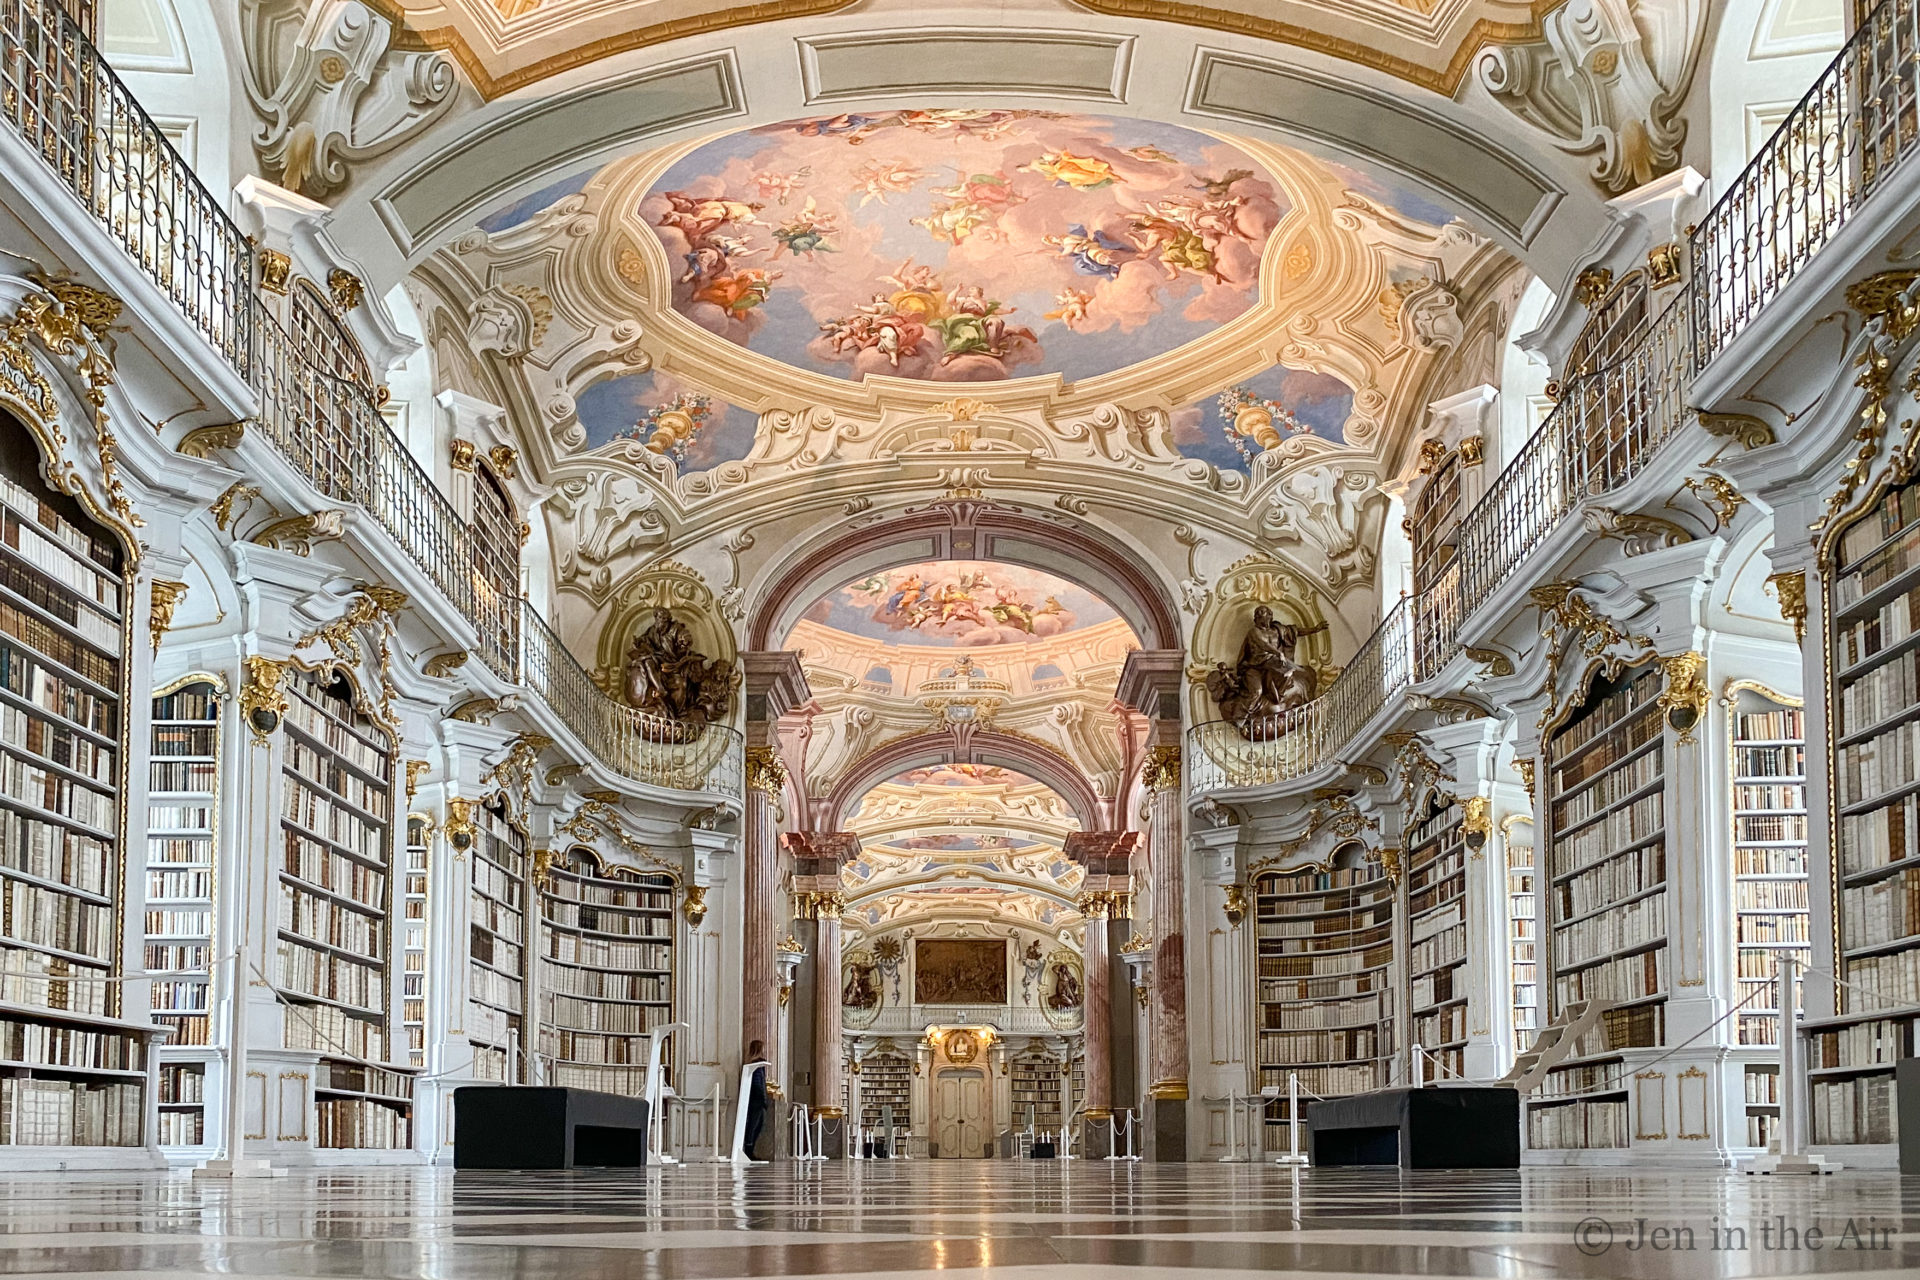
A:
640;109;1287;383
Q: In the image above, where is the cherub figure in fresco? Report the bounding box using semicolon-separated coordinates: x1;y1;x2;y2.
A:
656;191;766;244
773;197;837;259
678;234;760;284
1045;288;1094;330
753;166;811;205
1191;168;1254;200
933;286;1036;364
1020;150;1120;190
692;268;780;317
1042;225;1132;280
912;200;995;246
930;170;1025;211
853;159;936;207
1129;209;1227;283
1123;143;1180;164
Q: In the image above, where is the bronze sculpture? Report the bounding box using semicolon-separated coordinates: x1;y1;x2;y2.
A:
1045;959;1082;1011
1205;605;1318;734
622;607;736;726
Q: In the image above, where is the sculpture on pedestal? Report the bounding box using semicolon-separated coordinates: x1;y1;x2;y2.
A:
622;607;736;727
1205;605;1318;734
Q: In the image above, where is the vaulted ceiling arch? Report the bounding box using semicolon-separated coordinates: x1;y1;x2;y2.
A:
821;729;1109;833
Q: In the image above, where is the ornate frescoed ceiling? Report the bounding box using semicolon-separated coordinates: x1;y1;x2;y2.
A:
801;561;1122;648
640;110;1285;384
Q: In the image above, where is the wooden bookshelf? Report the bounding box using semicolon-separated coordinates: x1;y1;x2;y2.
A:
1817;474;1920;1145
402;816;428;1069
538;847;674;1094
276;668;412;1149
155;1061;205;1147
858;1050;911;1130
0;421;147;1149
468;798;527;1083
1009;1050;1062;1132
1530;663;1668;1150
1253;845;1394;1143
1406;795;1467;1081
146;681;218;1053
1507;828;1538;1052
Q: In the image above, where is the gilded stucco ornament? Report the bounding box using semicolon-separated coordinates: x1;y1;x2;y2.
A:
1222;883;1248;927
149;580;188;651
251;510;346;556
744;746;788;794
178;422;245;459
1515;757;1537;805
240;655;291;743
1657;650;1710;744
1530;580;1652;658
1814;271;1920;534
1464;646;1515;677
683;885;708;930
1582;506;1692;554
1697;411;1775;450
1766;571;1808;644
257;249;292;295
405;759;430;803
1140;745;1182;792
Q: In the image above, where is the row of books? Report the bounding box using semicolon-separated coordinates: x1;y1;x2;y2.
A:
1737;914;1810;944
0;757;114;832
151;714;217;751
275;937;386;1010
322;1060;413;1098
1837;649;1920;737
1261;972;1389;1003
1838;718;1920;806
145;941;209;972
5;877;113;960
1413;1001;1466;1047
545;933;670;970
316;1097;411;1149
1262;991;1389;1028
1734;783;1802;813
1256;867;1389;894
0;508;119;611
540;965;671;1001
1258;943;1395;979
1556;671;1661;751
285;693;390;778
146;837;210;872
150;760;216;795
1254;910;1387;940
279;886;385;954
468;1004;521;1054
0;704;113;783
1255;887;1396;921
1838;796;1918;876
0;1018;141;1070
471;894;523;943
1528;1097;1628;1149
1554;946;1666;1006
1737;946;1809;981
1835;582;1920;672
469;962;522;1012
1845;946;1920;1006
0;946;108;1014
1840;867;1920;950
144;908;210;937
1734;743;1805;778
1257;1063;1383;1096
541;901;671;938
283;999;387;1060
1409;921;1464;975
1837;526;1920;610
540;1028;657;1064
1838;482;1920;570
1744;1068;1781;1104
1408;805;1461;847
541;873;671;911
149;980;207;1013
1552;705;1660;794
1737;879;1809;911
1554;842;1664;921
544;994;672;1034
148;803;213;839
551;1062;648;1093
1811;1016;1909;1068
471;854;522;908
281;775;386;855
1408;864;1463;917
0;467;118;567
1256;1027;1379;1065
1812;1074;1899;1145
284;835;385;909
0;603;118;689
1552;799;1663;882
0;646;116;736
0;1077;141;1146
1602;1002;1664;1049
1552;749;1663;831
0;812;111;893
1555;890;1665;969
146;868;210;901
471;926;523;975
155;1109;205;1146
1264;922;1394;957
1412;963;1457;1012
1736;845;1808;875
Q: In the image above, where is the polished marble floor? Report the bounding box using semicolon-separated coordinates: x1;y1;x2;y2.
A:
0;1161;1915;1278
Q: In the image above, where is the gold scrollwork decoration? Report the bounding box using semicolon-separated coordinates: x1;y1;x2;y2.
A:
1765;571;1808;644
240;654;290;744
1140;744;1182;791
148;580;188;652
745;745;788;794
1656;650;1710;745
1463;645;1514;677
1696;411;1775;450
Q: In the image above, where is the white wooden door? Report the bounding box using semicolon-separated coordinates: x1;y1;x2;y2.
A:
935;1069;988;1158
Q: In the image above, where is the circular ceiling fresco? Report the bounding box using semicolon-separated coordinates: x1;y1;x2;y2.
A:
641;109;1286;383
799;560;1123;646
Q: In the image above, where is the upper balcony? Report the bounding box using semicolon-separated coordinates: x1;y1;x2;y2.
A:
1192;0;1920;799
0;0;740;806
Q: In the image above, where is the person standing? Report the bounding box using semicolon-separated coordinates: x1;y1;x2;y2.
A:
743;1041;769;1159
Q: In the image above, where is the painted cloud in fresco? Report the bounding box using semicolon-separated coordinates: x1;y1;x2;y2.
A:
570;368;758;470
639;110;1287;383
1170;364;1357;473
802;560;1121;646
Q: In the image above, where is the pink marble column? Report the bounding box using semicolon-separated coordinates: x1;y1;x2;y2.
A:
741;750;782;1059
812;896;845;1118
1080;894;1113;1118
1145;746;1188;1107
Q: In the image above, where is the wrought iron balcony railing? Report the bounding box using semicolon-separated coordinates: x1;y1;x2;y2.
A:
1191;0;1920;796
0;0;739;800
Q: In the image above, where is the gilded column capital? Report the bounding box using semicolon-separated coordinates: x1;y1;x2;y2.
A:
744;745;788;794
1076;891;1112;919
1140;744;1182;791
803;890;845;920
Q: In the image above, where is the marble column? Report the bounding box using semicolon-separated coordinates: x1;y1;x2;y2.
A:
811;893;846;1120
1143;742;1188;1160
739;654;810;1070
1079;893;1113;1121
